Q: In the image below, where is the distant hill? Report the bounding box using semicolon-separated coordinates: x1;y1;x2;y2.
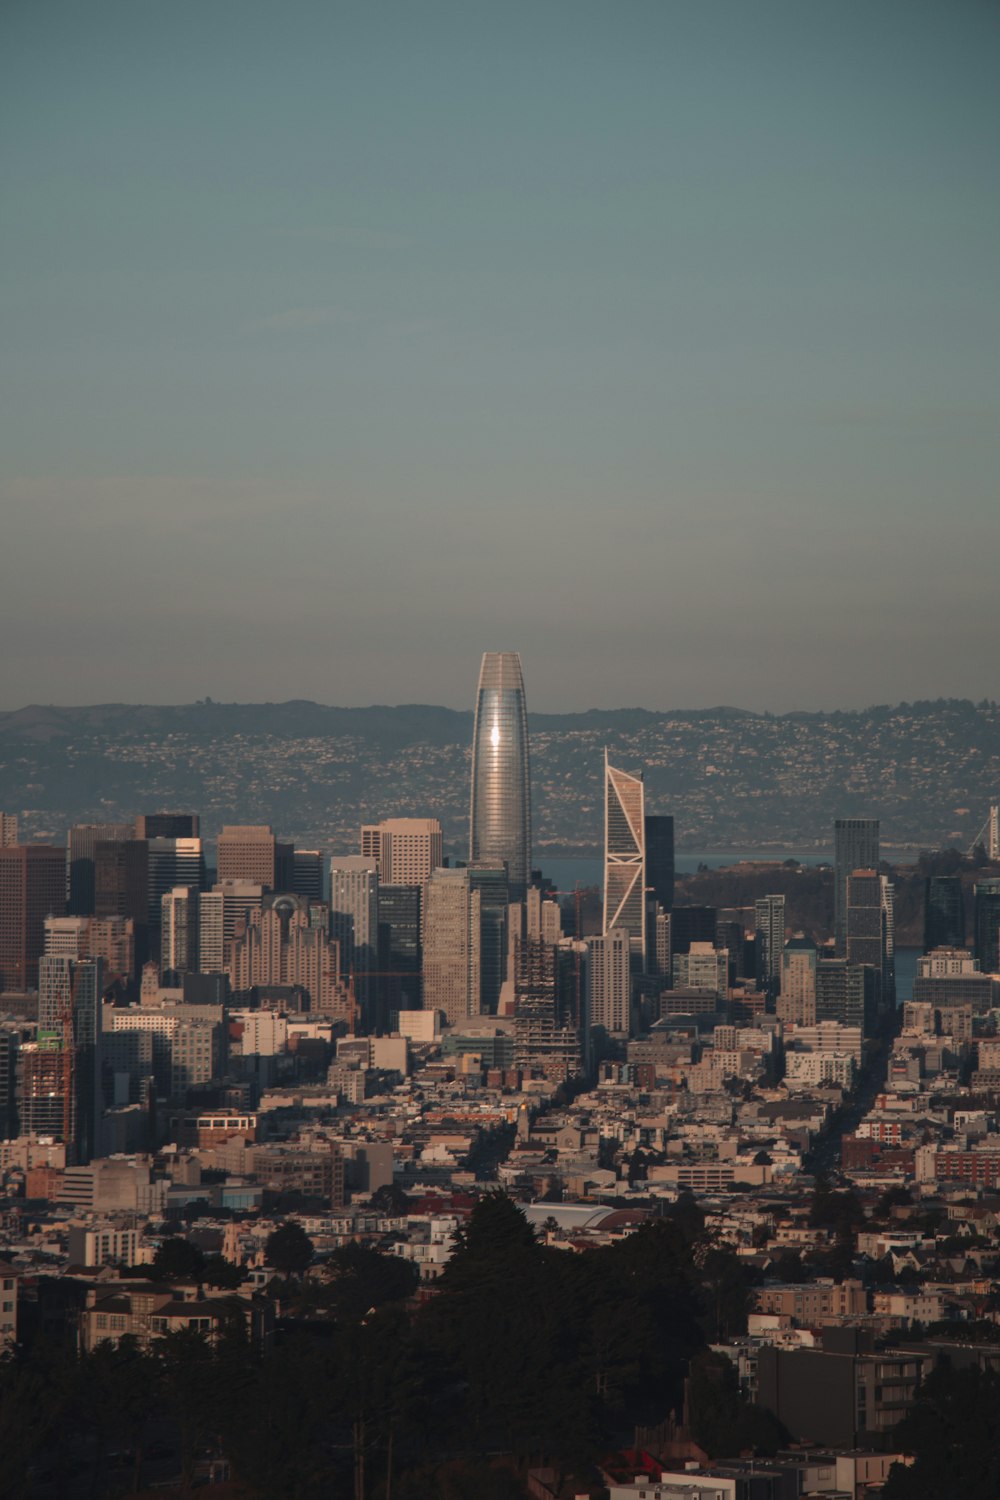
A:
1;697;997;856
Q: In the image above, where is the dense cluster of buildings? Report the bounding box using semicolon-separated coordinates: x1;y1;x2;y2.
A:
3;656;1000;1495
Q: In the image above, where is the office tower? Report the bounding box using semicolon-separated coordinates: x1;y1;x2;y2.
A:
0;1026;17;1137
881;875;896;1010
670;905;717;955
0;814;18;847
673;942;728;1000
816;959;881;1036
44;915;90;959
603;754;646;958
469;652;532;901
67;823;133;914
587;928;631;1037
834;818;879;956
468;864;509;1014
84;916;134;986
645;814;675;911
161;887;200;979
422;868;481;1026
94;839;148;970
44;914;134;987
0;844;67;991
377;884;423;1017
146;837;205;951
216;825;293;890
329;857;379;1019
974;879;1000;974
654;909;671;980
229;894;352;1019
715;917;744;985
846;870;885;971
754;894;786;997
292;851;324;902
134;813;200;840
38;954;103;1162
778;936;818;1026
924;876;965;953
199;881;264;972
361;818;443;887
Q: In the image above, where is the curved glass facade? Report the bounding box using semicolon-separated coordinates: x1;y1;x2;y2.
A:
469;652;532;900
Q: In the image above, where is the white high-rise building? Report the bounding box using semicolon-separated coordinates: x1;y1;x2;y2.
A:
603;753;645;959
161;887;199;977
587;927;631;1037
360;818;443;887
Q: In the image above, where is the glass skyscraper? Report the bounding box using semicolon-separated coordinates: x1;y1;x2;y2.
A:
469;652;532;901
604;753;646;959
834;817;879;956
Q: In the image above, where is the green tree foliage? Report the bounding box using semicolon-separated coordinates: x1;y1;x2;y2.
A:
265;1219;315;1276
884;1362;1000;1500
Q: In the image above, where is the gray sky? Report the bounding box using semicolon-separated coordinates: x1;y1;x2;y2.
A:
2;0;998;713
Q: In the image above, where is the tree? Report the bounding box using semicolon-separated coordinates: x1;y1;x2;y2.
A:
266;1220;315;1276
884;1362;1000;1499
202;1253;243;1289
150;1236;206;1282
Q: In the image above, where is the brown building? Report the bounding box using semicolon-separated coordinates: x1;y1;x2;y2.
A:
217;825;292;890
0;814;18;847
0;844;67;989
250;1143;345;1207
67;823;134;914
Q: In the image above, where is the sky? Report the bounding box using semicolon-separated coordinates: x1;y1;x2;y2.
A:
2;0;998;715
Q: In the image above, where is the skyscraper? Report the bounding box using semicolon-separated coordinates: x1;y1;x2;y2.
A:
469;652;532;901
834;818;879;956
361;818;443;887
644;814;674;910
161;887;200;980
217;826;293;890
846;870;885;970
924;876;965;953
754;893;786;998
603;754;645;959
587;928;631;1037
329;857;379;1020
0;844;67;990
67;823;133;914
422;867;481;1026
974;879;1000;974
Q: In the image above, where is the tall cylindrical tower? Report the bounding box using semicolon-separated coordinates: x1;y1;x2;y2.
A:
469;652;532;900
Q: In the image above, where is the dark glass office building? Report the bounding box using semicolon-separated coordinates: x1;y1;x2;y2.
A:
924;876;965;952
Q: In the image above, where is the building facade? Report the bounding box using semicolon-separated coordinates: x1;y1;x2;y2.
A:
468;652;532;901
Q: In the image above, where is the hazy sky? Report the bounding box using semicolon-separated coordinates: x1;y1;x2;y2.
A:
2;0;998;714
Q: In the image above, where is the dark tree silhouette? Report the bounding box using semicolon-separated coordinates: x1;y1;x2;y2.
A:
265;1220;315;1275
